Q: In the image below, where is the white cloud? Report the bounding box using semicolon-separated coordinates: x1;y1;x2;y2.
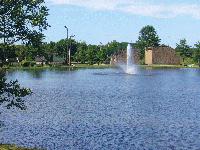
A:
47;0;200;19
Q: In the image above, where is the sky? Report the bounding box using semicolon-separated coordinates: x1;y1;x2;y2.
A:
44;0;200;48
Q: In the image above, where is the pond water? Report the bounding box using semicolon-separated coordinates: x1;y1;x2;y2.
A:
0;67;200;150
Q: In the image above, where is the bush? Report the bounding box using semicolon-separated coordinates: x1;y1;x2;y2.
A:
21;60;36;67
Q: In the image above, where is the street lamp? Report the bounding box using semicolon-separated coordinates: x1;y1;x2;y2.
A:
69;35;75;66
64;26;69;64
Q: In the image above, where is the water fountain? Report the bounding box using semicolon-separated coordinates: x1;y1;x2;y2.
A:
126;43;137;74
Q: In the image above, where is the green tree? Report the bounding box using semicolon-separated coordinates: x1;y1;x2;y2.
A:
194;41;200;65
56;39;68;56
0;70;32;110
75;42;87;63
136;25;161;59
0;0;49;110
175;39;192;63
0;0;49;61
96;47;107;64
86;45;97;65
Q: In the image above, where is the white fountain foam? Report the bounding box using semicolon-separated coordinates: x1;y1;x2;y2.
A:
126;44;137;74
116;43;137;74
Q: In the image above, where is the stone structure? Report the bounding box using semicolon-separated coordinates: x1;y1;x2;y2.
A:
110;46;181;65
145;46;181;65
110;49;140;65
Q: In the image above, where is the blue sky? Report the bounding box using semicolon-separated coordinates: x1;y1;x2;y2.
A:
44;0;200;48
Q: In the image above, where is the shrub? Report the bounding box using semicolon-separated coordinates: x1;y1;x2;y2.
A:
21;60;36;67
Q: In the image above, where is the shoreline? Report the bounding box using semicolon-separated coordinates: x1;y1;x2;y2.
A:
2;64;200;71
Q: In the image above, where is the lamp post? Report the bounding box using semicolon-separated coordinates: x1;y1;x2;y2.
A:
64;26;69;64
69;35;75;66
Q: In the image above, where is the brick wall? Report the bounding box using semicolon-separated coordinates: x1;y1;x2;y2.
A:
111;46;181;65
149;46;181;65
110;49;140;65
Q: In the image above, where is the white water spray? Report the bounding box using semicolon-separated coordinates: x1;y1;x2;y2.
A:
126;44;137;74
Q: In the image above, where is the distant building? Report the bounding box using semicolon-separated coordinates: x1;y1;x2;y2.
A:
8;57;20;65
145;46;181;65
110;46;181;65
35;56;46;65
49;54;65;64
110;49;140;65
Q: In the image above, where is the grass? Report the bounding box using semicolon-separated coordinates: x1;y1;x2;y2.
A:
74;64;113;68
0;144;39;150
3;63;200;71
141;64;200;69
4;63;113;71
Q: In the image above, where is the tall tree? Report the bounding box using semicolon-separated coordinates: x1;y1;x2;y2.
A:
175;39;192;63
75;42;87;63
0;0;49;61
0;0;50;110
136;25;161;59
86;45;97;65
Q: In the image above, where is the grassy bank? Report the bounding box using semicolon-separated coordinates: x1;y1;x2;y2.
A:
3;64;200;71
141;64;200;69
4;64;113;71
0;144;38;150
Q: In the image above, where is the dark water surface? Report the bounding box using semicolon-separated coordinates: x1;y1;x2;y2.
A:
1;68;200;150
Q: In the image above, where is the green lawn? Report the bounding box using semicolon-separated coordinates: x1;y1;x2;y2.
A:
5;63;113;70
141;64;200;69
4;63;200;71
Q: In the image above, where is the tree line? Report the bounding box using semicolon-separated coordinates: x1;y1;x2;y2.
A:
1;25;200;66
0;40;129;65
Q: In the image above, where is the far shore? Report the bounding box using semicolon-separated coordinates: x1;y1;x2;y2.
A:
2;63;200;71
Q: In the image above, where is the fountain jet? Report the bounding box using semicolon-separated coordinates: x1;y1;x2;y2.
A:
126;44;137;74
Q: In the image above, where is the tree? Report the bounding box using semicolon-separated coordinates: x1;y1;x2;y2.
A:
86;45;97;65
96;47;107;64
75;42;87;63
0;0;49;62
194;42;200;65
56;39;68;56
135;25;161;59
175;39;192;63
0;70;32;110
0;0;49;110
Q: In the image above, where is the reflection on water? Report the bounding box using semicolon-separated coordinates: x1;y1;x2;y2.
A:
1;68;200;150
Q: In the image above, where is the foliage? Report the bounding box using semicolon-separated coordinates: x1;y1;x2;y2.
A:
0;0;50;63
0;0;49;45
175;39;192;63
86;45;97;65
74;42;87;63
0;70;32;110
135;25;161;59
194;41;200;64
21;60;36;67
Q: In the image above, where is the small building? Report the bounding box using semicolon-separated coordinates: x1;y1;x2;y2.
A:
145;46;181;65
49;54;65;65
35;56;46;65
110;49;140;65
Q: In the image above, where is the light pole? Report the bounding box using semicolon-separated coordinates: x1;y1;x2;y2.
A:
64;26;69;64
69;35;75;66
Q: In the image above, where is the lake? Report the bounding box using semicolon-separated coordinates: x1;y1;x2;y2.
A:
0;67;200;150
